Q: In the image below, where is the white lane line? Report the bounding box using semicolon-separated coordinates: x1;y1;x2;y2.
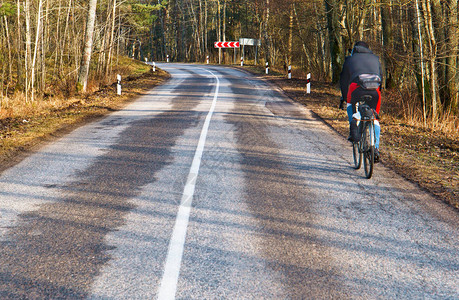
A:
157;69;220;300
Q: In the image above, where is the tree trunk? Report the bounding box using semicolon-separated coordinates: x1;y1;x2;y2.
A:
53;0;62;78
344;0;353;48
415;0;427;126
16;0;23;90
217;0;221;64
288;3;293;67
357;2;366;40
324;0;342;83
422;0;439;120
41;16;46;92
223;0;226;63
188;0;201;60
381;0;394;88
60;0;73;75
444;0;458;114
294;3;310;69
313;1;327;78
4;16;12;83
77;0;98;92
204;0;208;54
42;0;49;91
105;0;117;78
31;0;44;102
199;0;204;57
25;0;32;101
263;0;270;64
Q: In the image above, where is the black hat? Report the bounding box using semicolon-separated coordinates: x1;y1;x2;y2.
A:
354;41;369;49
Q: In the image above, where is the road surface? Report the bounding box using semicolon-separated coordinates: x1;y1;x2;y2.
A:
0;63;457;299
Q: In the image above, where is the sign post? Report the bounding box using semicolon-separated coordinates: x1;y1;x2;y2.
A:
239;38;261;66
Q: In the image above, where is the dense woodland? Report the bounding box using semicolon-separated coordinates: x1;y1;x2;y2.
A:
0;0;458;125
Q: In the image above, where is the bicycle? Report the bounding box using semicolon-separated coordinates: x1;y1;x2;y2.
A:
352;95;377;179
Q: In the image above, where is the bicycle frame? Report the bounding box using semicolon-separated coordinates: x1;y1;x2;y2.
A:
365;120;375;147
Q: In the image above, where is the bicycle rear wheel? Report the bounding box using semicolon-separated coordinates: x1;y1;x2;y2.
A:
363;123;374;179
353;142;361;169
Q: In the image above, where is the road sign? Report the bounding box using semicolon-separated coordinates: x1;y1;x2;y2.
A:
239;38;261;46
214;41;240;48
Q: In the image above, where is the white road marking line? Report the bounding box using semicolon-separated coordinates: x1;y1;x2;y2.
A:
157;69;220;300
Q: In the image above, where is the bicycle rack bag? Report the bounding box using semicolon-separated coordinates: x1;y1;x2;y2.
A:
358;74;381;90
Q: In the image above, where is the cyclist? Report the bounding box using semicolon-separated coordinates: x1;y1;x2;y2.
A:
340;41;382;162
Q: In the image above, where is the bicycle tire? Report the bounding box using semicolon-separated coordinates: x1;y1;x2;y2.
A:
363;122;374;179
352;142;361;169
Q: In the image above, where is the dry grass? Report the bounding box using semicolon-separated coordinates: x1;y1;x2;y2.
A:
0;60;169;172
243;65;458;209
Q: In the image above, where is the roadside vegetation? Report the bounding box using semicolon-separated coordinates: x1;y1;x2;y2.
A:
244;64;458;209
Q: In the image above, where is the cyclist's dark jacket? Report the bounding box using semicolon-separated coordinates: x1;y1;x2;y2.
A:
339;45;382;100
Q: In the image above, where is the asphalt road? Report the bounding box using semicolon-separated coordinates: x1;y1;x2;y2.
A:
0;63;457;299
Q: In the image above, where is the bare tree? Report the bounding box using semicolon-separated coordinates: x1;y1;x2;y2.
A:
443;0;458;114
3;15;12;83
381;0;394;88
31;0;44;101
105;0;117;78
324;0;343;82
77;0;98;92
25;0;32;101
288;2;293;66
421;0;439;119
415;0;427;125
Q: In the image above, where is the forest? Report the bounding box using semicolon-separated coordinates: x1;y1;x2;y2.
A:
0;0;458;127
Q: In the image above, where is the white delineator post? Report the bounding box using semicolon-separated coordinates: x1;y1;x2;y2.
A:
307;73;311;94
167;55;169;63
266;62;269;74
288;65;292;79
241;57;244;66
117;74;121;95
153;62;156;72
207;56;209;64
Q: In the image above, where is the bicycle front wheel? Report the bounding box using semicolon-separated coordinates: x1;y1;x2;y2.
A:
363;122;375;179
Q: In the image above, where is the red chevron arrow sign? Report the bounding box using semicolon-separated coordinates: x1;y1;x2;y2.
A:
214;41;240;48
